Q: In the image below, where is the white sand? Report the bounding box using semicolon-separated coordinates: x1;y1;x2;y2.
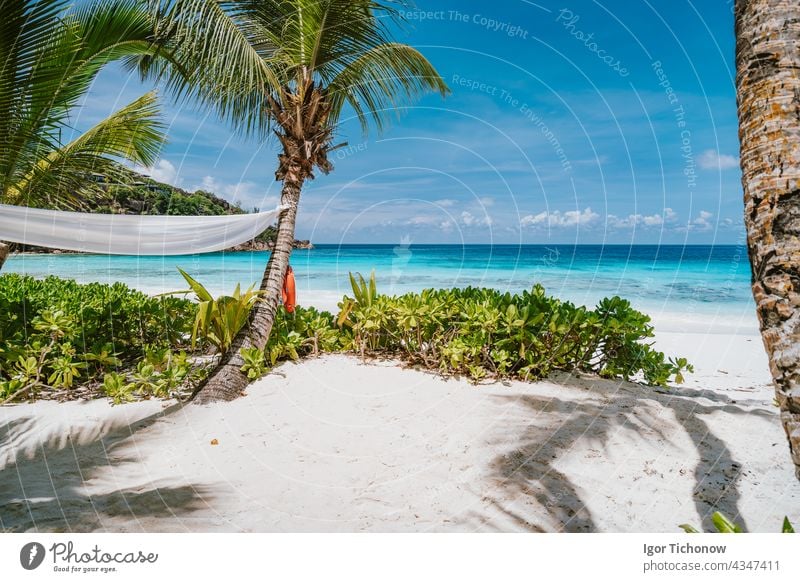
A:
1;320;798;533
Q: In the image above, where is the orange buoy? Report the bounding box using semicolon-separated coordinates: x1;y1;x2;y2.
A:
281;265;296;313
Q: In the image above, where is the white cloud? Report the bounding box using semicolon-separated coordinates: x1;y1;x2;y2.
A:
407;215;440;226
433;198;457;208
693;210;713;228
521;207;599;228
698;149;739;170
461;210;492;227
479;196;495;207
606;208;678;229
133;159;180;186
679;209;714;231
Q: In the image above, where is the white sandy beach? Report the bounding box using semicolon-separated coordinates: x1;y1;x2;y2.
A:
1;315;798;533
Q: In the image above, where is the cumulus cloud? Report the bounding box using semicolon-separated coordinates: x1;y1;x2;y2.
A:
675;210;714;232
133;159;180;186
433;198;457;208
407;215;440;226
606;208;678;229
461;210;492;227
698;149;739;170
520;207;599;228
692;210;713;229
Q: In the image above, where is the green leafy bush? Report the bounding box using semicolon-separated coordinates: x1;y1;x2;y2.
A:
0;270;692;402
238;272;691;388
331;272;692;386
0;274;195;401
168;268;264;355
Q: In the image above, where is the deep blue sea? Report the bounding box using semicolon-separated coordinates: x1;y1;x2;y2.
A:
4;244;754;328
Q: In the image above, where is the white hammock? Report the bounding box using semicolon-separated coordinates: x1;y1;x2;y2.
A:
0;203;284;255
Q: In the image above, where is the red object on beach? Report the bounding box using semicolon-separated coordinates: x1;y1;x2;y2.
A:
282;265;296;313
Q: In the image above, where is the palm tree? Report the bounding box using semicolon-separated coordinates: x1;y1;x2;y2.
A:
0;0;172;267
160;0;449;403
735;0;800;479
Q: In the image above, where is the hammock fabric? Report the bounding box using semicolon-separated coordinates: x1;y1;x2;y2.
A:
0;203;285;255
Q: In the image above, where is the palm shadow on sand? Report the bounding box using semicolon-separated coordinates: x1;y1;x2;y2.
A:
0;403;214;532
465;376;775;533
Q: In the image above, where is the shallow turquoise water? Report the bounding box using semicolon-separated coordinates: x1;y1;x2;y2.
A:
4;244;753;319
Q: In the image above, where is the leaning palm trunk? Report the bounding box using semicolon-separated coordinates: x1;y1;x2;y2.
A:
192;167;305;403
0;242;8;271
735;0;800;478
192;82;330;403
181;0;449;403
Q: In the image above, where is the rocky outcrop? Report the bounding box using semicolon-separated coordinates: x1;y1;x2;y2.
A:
226;239;313;252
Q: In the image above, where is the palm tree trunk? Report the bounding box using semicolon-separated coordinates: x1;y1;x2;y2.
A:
191;164;305;404
0;242;8;272
735;0;800;479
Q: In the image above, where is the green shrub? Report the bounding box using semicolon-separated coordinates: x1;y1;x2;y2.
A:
0;274;195;401
0;270;693;402
168;268;264;355
238;272;692;387
331;272;692;386
240;346;268;380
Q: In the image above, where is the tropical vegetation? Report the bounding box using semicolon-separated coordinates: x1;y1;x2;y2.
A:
156;0;451;403
0;271;692;405
253;272;692;386
0;0;169;209
0;274;196;403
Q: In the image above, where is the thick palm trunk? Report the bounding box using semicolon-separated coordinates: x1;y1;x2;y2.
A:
192;166;305;404
0;242;8;272
735;0;800;478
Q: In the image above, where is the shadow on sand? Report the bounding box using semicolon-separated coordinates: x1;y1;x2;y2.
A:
0;403;212;532
465;376;775;532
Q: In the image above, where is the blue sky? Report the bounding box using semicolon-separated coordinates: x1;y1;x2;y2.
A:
76;0;743;244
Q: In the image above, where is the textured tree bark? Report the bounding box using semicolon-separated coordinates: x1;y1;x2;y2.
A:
735;0;800;479
0;242;8;272
191;165;305;404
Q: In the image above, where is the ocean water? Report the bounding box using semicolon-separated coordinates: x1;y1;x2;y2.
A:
4;245;755;329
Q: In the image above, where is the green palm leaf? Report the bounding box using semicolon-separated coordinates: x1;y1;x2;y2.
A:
8;92;166;207
1;0;174;209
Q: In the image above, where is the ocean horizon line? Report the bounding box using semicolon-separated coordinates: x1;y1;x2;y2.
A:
304;242;748;250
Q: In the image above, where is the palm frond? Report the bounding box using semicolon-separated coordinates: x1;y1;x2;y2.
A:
7;91;166;207
327;42;449;133
0;0;70;185
2;0;167;200
135;0;284;138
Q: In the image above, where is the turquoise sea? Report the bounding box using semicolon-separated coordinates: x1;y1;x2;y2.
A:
4;245;755;330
